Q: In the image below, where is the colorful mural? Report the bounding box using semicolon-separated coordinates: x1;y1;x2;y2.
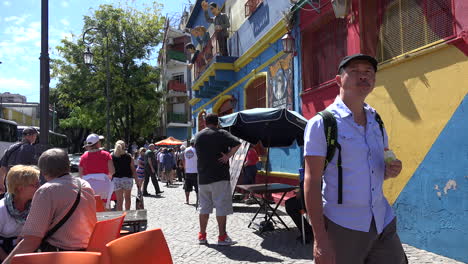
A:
267;53;294;109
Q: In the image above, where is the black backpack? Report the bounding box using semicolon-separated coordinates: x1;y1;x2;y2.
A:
317;110;385;204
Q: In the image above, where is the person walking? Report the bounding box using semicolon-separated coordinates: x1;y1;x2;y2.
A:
194;113;241;246
0;127;39;196
79;133;115;209
161;149;175;187
303;54;406;264
135;148;146;190
183;140;198;205
176;146;185;182
242;145;259;204
143;144;163;196
112;140;139;211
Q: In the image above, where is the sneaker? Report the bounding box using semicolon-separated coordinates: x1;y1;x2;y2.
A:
217;234;237;246
198;232;207;245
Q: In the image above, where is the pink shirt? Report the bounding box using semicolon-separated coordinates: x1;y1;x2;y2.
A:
21;175;96;250
79;150;112;175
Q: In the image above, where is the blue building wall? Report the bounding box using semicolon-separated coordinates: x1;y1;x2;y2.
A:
393;95;468;263
228;0;291;57
190;0;303;175
166;127;189;141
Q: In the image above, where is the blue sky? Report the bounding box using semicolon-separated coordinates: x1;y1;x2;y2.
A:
0;0;190;102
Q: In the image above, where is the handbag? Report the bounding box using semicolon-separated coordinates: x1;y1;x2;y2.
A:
39;182;82;252
135;190;144;210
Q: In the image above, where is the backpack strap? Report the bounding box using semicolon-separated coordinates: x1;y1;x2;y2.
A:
41;181;81;245
317;110;343;204
374;112;385;145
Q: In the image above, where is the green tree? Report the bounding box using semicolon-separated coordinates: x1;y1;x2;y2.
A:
51;2;165;152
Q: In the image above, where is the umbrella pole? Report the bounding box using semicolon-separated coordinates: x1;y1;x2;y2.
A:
264;146;270;222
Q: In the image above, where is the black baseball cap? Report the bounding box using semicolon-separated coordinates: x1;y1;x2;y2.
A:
338;54;378;73
22;127;38;135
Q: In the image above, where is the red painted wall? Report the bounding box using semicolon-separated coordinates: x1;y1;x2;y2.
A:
450;0;468;56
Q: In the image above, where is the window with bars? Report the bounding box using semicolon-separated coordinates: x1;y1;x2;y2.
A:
376;0;455;62
245;77;266;109
301;17;347;90
172;74;184;84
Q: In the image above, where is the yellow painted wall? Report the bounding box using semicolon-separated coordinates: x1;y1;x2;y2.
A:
368;44;468;204
226;0;248;33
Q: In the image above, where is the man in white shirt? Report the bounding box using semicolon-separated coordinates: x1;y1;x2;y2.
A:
183;139;198;205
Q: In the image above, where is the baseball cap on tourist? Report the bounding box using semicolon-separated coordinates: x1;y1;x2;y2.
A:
83;133;100;147
22;127;38;136
337;54;378;73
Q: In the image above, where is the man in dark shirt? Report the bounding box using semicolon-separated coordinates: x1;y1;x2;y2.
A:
143;144;163;196
0;127;38;195
202;1;230;56
194;113;240;246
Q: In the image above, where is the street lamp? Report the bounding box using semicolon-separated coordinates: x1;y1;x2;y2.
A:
82;27;111;150
282;31;295;54
83;47;93;65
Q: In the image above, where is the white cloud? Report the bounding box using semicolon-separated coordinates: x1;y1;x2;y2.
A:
61;1;69;7
0;78;34;93
4;14;30;25
60;19;70;26
3;1;11;6
3;21;41;43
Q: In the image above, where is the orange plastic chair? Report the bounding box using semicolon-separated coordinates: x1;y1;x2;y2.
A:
11;252;101;264
95;195;105;212
87;212;126;253
105;228;173;264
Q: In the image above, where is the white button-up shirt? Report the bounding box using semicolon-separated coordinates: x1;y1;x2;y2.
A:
304;96;394;234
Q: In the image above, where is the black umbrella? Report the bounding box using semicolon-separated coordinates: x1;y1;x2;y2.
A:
219;108;308;147
219;108;308;231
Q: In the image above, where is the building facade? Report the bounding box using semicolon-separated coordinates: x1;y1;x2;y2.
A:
297;0;468;262
186;0;303;187
158;18;192;141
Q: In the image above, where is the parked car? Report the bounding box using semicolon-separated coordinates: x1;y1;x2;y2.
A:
69;153;82;172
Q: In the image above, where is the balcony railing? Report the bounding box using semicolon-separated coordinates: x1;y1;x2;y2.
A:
194;30;220;80
167;50;186;62
167;80;186;92
167;112;188;123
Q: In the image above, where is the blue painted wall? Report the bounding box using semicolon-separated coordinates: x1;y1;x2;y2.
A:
393;95;468;263
166;127;189;141
228;0;291;57
191;0;303;175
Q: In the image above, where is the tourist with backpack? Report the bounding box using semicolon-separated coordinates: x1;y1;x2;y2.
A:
303;54;406;264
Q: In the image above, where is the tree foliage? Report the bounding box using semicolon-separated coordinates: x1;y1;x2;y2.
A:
51;2;165;151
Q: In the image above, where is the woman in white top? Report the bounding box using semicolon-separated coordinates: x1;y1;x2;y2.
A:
0;165;39;261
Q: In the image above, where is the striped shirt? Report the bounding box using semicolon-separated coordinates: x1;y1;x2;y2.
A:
136;156;145;177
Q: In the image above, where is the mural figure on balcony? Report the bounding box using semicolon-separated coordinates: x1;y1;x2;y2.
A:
201;1;230;56
185;43;200;69
191;26;210;50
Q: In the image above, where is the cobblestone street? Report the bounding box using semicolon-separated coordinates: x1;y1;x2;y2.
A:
135;181;465;264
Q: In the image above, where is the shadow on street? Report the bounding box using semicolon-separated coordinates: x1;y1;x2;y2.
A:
206;244;282;262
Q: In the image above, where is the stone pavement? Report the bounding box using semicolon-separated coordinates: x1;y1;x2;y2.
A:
137;181;465;264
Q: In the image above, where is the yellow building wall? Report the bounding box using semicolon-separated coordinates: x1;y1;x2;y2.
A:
367;44;468;204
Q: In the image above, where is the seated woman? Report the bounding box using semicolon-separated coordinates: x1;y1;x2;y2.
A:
0;165;40;261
